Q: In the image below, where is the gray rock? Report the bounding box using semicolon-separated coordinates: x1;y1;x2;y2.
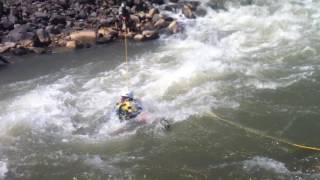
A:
142;30;159;40
76;10;87;20
130;15;140;24
5;25;35;43
164;4;179;12
34;11;49;19
36;28;51;45
1;17;14;30
12;47;29;56
152;14;161;24
50;14;66;25
98;17;116;27
185;1;200;10
29;47;46;54
195;8;207;17
8;15;18;24
141;22;154;31
96;35;113;44
151;0;164;5
58;0;70;9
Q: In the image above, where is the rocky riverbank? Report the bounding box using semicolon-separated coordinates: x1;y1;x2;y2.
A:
0;0;205;56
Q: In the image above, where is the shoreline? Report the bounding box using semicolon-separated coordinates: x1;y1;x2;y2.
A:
0;0;204;58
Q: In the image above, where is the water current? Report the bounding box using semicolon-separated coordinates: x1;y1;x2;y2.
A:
0;0;320;179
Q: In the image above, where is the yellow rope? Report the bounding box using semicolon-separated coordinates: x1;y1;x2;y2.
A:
207;111;320;151
124;25;130;90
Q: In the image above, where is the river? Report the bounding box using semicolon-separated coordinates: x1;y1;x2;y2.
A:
0;0;320;179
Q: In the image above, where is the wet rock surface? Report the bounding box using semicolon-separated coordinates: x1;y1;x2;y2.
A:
0;0;203;56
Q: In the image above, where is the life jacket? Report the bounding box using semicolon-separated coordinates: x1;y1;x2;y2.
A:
117;100;134;113
116;99;141;120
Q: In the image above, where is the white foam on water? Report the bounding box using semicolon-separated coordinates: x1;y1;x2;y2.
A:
243;156;290;174
0;160;8;180
0;0;319;143
0;1;319;179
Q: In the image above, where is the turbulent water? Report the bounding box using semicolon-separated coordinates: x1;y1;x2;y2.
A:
1;0;320;179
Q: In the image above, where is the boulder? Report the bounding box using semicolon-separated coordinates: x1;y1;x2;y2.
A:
70;30;97;44
34;11;49;19
58;0;70;9
154;18;168;29
0;2;3;17
124;32;135;39
182;5;195;19
96;36;113;44
138;12;146;19
50;14;66;25
164;4;179;12
97;27;117;38
4;25;38;47
66;40;78;48
168;20;179;33
66;20;74;28
146;8;159;19
207;1;226;10
195;8;207;17
76;9;87;20
0;42;16;54
1;17;14;30
130;15;140;24
152;14;161;24
48;25;62;35
142;30;159;40
98;17;116;27
19;39;35;48
141;22;154;31
8;15;18;24
29;47;46;54
12;47;29;56
36;28;51;45
151;0;164;5
133;34;144;41
185;1;201;10
97;27;116;44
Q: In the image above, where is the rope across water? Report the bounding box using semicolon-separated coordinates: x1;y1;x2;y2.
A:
124;27;130;90
207;112;320;151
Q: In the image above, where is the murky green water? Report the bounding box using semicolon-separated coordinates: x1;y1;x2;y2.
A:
1;0;320;179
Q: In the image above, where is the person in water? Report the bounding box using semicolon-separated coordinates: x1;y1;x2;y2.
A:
116;91;142;121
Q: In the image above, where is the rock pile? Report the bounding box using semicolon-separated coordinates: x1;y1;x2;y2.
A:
0;0;201;55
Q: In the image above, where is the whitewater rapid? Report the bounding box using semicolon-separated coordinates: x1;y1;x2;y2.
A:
1;0;320;179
